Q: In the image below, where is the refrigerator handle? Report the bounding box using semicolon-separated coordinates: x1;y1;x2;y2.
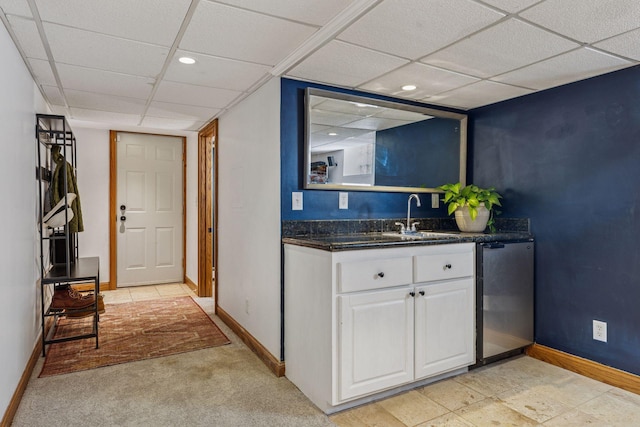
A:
483;242;505;249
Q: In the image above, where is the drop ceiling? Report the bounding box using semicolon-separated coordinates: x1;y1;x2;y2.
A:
1;0;638;132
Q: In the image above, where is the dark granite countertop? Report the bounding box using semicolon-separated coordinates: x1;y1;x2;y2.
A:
282;230;534;252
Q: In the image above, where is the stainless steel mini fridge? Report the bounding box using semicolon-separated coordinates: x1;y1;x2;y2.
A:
475;240;534;366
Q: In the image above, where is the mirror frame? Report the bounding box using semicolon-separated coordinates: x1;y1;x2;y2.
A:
304;88;467;193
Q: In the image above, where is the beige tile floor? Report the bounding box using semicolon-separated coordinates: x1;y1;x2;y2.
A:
102;282;195;303
102;285;640;426
102;282;216;318
329;356;640;426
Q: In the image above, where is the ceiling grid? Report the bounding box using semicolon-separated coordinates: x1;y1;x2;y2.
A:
0;0;637;131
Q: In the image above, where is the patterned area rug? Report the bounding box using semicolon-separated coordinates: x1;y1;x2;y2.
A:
40;296;230;377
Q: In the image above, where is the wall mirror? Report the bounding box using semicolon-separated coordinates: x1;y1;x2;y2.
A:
304;88;467;192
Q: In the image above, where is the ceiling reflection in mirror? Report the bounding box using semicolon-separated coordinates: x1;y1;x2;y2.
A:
304;88;467;192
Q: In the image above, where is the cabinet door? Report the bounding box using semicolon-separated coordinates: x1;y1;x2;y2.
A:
414;278;475;379
338;287;414;401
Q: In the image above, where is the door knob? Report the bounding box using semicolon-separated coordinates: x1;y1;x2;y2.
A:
120;216;126;221
120;205;126;211
419;290;425;296
409;291;415;297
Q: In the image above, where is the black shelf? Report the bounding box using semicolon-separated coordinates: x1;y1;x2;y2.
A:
44;256;100;283
36;114;99;356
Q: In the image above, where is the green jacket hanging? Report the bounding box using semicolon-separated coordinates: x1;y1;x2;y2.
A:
50;145;84;232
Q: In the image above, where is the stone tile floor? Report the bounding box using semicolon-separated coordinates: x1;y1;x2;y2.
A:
102;284;640;426
329;355;640;426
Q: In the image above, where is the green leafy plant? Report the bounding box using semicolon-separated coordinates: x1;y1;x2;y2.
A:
437;182;503;232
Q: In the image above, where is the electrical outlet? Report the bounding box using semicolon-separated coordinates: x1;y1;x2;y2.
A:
593;320;607;342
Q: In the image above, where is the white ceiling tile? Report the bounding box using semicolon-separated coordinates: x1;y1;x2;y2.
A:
594;28;640;61
141;116;206;131
338;0;504;60
187;122;207;132
50;105;67;115
287;40;409;87
28;58;56;86
493;47;633;90
56;63;155;99
64;89;147;114
479;0;540;13
7;16;46;59
428;80;533;109
34;0;191;46
69;107;141;126
154;81;241;109
165;50;270;91
359;62;479;99
213;0;355;26
44;23;169;78
421;19;580;78
0;0;32;17
180;1;316;65
41;85;64;106
5;0;638;122
147;101;220;121
521;0;640;43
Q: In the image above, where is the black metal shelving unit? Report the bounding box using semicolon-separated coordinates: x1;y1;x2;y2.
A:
36;114;99;356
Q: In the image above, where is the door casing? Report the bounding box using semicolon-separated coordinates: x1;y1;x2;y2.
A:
197;120;217;299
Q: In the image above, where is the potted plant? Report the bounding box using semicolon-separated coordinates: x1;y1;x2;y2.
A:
438;182;502;233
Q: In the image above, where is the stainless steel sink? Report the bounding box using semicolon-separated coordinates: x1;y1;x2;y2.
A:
382;231;460;240
416;231;460;238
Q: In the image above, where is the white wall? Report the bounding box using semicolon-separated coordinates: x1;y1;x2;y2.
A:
218;78;282;359
73;128;198;285
185;132;198;284
74;127;110;280
0;23;48;418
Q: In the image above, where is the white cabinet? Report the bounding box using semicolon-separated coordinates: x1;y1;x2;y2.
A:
284;242;475;413
338;287;414;400
415;279;474;379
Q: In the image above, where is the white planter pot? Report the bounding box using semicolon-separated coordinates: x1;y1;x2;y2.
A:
455;204;490;232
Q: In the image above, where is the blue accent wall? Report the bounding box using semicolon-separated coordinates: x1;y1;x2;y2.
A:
471;65;640;375
281;78;463;220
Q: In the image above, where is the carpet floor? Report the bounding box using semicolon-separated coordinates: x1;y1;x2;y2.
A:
13;295;334;427
40;296;230;377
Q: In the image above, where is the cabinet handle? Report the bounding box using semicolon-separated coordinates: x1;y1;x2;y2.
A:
409;291;415;297
419;290;425;296
377;272;384;278
443;263;452;270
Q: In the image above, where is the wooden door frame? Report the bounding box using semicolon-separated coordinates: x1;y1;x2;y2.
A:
108;131;187;290
197;120;217;299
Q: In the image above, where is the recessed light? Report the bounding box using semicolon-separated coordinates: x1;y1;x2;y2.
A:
328;132;338;136
402;85;417;91
179;57;196;65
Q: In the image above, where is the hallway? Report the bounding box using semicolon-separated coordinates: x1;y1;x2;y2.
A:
12;286;640;426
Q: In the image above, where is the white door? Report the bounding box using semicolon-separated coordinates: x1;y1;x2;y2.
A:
338;287;414;401
414;279;475;379
117;133;183;287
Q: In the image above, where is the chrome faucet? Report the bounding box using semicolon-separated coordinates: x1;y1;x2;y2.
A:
407;193;421;232
396;193;421;234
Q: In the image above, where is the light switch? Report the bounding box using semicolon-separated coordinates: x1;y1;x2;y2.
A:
292;192;303;210
432;193;440;209
339;192;348;209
